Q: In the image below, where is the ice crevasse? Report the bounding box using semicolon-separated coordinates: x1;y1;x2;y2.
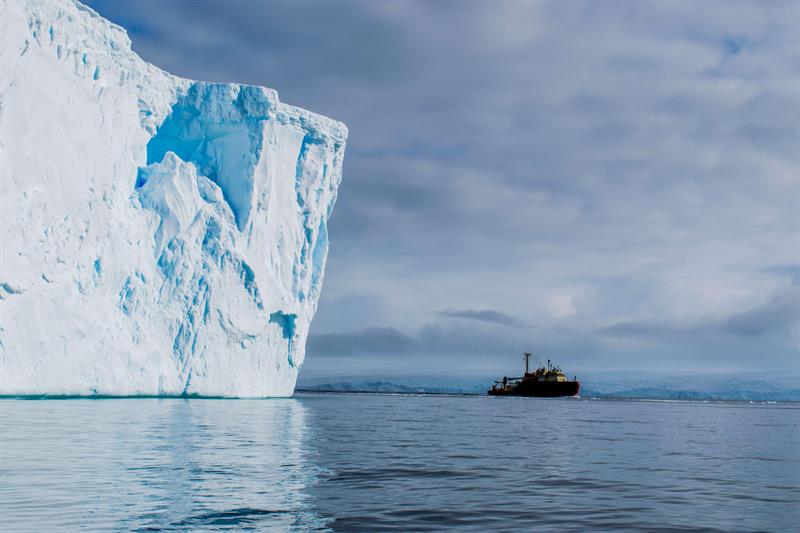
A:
0;0;347;396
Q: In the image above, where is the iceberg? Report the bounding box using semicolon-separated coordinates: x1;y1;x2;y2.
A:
0;0;347;397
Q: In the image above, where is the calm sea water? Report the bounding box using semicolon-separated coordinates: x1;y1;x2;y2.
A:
1;394;798;532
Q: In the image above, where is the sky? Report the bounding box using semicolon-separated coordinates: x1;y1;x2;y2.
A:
85;0;799;379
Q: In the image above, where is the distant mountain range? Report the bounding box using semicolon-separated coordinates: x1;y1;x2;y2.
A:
296;373;800;401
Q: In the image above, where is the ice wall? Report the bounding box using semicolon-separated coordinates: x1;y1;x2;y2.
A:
0;0;347;396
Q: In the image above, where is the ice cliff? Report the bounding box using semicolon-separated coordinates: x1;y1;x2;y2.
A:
0;0;347;396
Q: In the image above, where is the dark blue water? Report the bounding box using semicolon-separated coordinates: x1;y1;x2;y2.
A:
1;394;798;532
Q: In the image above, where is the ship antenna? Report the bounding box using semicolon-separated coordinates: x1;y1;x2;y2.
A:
524;352;531;374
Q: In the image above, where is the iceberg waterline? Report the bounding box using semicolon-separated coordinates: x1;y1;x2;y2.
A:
0;0;347;397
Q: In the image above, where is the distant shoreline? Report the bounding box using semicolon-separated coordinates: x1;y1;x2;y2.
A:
295;389;799;404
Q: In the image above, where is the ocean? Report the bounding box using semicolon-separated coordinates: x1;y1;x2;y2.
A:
1;393;798;532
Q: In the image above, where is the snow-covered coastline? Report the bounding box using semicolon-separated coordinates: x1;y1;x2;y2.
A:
0;0;347;397
296;374;800;402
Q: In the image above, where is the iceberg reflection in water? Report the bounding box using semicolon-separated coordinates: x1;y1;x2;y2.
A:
0;399;324;531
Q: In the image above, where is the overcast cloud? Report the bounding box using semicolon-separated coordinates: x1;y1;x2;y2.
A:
86;0;799;377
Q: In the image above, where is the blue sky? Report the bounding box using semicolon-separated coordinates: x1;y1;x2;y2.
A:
86;0;799;378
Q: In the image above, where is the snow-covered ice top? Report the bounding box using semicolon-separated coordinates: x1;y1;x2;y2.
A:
0;0;347;397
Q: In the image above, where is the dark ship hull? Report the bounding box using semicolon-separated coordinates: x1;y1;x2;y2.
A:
488;380;580;397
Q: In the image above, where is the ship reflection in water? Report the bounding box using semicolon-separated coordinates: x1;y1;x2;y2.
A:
489;353;581;397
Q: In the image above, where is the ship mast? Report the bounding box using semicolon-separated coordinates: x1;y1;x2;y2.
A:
524;352;531;374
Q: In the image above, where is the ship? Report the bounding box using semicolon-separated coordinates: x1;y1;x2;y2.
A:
488;353;580;397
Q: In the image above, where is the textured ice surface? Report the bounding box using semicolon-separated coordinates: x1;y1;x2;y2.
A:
0;0;347;397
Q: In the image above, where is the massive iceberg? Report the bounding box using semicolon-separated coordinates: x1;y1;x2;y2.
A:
0;0;347;396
